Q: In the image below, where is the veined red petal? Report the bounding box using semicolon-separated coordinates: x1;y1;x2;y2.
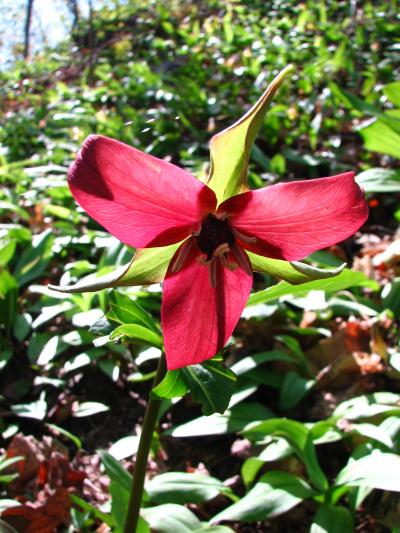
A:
219;172;368;261
68;135;217;248
162;246;253;370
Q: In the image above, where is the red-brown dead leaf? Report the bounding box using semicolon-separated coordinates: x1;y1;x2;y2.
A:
1;488;71;533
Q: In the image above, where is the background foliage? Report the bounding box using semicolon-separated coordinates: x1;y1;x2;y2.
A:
0;0;399;531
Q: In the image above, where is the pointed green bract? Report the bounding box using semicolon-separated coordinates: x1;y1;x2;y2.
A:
207;65;294;204
248;252;345;284
48;243;180;293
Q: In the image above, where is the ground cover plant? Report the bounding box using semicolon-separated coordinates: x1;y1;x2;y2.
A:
0;0;399;531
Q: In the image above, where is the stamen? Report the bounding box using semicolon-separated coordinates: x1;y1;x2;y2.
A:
171;238;193;273
197;255;212;266
214;211;228;221
219;254;238;270
232;228;257;244
231;243;253;276
208;258;217;288
213;243;230;257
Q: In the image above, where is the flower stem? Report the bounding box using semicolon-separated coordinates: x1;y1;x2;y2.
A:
123;353;167;533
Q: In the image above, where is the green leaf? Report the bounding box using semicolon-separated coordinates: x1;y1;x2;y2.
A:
183;360;236;415
0;240;16;267
310;504;353;533
166;402;273;437
350;423;393;449
244;419;328;491
192;525;234;533
109;436;140;460
152;370;189;399
45;423;82;449
333;392;400;420
73;401;109;417
359;119;400;159
14;229;54;286
141;504;202;533
0;270;18;334
108;291;159;332
279;372;316;410
207;65;293;203
248;269;378;307
109;481;130;533
331;84;400;134
383;81;400;107
336;452;400;492
11;394;47;420
70;494;115;527
110;324;163;348
230;350;297;376
211;471;314;523
99;450;132;493
146;472;233;505
249;253;346;284
356;167;400;192
48;243;179;293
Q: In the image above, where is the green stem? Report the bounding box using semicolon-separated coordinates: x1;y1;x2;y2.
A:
123;353;167;533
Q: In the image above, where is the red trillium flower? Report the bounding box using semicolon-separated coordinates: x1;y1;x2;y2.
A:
68;134;368;370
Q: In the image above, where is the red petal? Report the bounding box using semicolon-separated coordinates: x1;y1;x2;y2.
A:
220;172;368;261
161;246;253;370
68;135;216;248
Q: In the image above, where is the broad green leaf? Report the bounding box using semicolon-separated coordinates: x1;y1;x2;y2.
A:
230;350;297;376
69;494;115;527
141;504;202;533
99;450;132;493
310;504;353;533
166;402;273;437
359;119;400;159
146;472;233;505
244;418;328;491
207;65;293;203
383;81;400;107
249;253;346;284
333;392;400;420
331;83;400;134
109;481;130;533
0;270;18;334
350;423;393;449
183;360;236;415
152;370;189;399
48;243;179;293
336;452;400;492
110;324;163;348
279;372;316;410
109;436;140;460
14;229;54;286
73;401;109;417
11;394;47;420
241;438;293;487
192;525;234;533
356;167;400;192
108;291;159;332
0;240;16;267
248;269;378;307
211;471;314;523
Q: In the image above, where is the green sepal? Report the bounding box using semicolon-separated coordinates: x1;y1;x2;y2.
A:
207;65;293;204
248;251;346;284
48;243;180;293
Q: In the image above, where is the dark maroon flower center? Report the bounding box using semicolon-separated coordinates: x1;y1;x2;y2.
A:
196;214;235;260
